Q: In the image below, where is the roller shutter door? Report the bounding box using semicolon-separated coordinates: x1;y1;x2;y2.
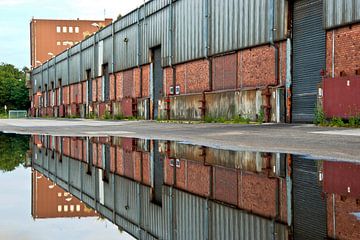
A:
292;0;326;122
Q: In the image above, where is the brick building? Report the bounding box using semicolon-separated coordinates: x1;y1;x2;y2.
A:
30;18;112;68
30;0;360;123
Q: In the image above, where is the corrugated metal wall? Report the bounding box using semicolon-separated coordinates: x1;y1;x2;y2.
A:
31;0;289;90
324;0;360;29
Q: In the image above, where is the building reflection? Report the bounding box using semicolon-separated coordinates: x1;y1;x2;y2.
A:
30;135;360;240
31;170;97;219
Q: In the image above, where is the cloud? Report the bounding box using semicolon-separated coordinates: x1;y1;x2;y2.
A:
0;0;27;7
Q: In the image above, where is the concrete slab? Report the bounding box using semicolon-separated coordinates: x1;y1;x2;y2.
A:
310;129;360;137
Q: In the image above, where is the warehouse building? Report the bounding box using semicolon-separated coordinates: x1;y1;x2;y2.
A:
30;0;360;122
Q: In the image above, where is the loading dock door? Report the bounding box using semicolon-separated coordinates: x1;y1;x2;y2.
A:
152;47;163;119
292;0;326;122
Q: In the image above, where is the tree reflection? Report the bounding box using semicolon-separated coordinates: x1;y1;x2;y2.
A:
0;134;29;172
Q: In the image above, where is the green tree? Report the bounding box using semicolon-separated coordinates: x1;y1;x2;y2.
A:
0;134;30;172
0;63;30;114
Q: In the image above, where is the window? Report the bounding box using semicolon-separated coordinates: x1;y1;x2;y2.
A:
75;26;79;33
62;42;67;46
69;26;73;33
56;41;61;46
56;26;61;33
62;26;67;33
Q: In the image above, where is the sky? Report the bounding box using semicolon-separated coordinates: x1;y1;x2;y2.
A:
0;0;147;69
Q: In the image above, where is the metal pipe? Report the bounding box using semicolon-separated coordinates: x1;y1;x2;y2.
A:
332;30;335;78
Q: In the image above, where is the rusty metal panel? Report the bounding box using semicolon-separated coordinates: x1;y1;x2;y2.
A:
324;0;360;29
323;76;360;118
174;0;204;64
323;161;360;197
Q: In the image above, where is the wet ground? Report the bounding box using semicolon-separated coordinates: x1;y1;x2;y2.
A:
0;132;359;239
1;119;360;162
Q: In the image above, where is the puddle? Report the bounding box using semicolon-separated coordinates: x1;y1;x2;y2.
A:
0;133;359;239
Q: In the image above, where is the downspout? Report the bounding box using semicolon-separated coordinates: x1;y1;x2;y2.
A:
205;0;212;92
137;8;142;98
332;30;335;78
112;22;117;109
169;0;175;90
67;49;70;116
79;41;83;116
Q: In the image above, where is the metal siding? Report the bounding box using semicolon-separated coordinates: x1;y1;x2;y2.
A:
114;175;139;223
48;65;55;87
174;0;204;64
55;60;68;85
174;188;206;240
325;0;360;29
114;25;138;71
210;0;287;56
103;37;112;66
293;156;327;239
69;54;80;84
69;157;81;189
141;8;169;66
81;47;94;76
292;0;326;122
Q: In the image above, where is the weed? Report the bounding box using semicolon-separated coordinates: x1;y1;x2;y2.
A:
349;116;360;127
257;108;265;123
329;117;345;127
314;107;327;125
113;114;124;120
102;111;112;120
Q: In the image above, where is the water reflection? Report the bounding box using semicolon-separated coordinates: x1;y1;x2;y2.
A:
30;135;360;240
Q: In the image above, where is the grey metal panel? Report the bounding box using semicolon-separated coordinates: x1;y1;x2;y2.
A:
325;0;360;29
292;0;326;122
174;0;204;64
114;10;139;33
82;35;95;49
69;54;80;84
173;188;206;240
145;0;171;16
140;184;164;238
141;7;170;66
42;64;49;89
57;156;69;182
69;157;81;189
99;24;113;40
48;65;55;87
32;72;42;92
114;175;139;223
81;47;94;75
293;156;327;239
103;37;112;66
114;25;138;71
210;202;288;240
70;44;80;55
210;0;287;56
82;165;96;198
55;60;68;85
103;176;114;209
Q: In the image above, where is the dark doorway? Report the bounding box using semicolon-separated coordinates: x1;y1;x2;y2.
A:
152;47;163;119
102;64;110;102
